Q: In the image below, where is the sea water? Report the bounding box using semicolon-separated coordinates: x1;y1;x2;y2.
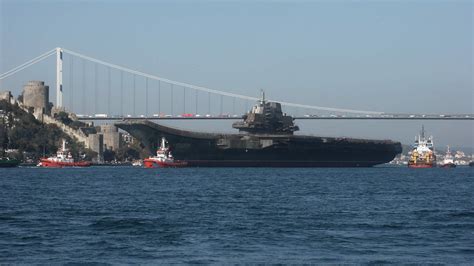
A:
1;167;473;263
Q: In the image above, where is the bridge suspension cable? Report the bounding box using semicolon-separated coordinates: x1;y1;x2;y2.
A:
0;48;56;80
0;47;383;115
61;48;382;115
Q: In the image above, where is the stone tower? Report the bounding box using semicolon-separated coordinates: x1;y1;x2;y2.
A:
22;81;50;119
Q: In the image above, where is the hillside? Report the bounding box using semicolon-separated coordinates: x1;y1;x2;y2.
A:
0;100;95;161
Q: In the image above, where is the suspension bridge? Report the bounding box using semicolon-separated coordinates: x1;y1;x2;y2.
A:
0;47;472;121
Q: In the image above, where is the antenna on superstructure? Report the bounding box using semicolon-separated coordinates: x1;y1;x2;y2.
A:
260;89;265;104
421;125;425;139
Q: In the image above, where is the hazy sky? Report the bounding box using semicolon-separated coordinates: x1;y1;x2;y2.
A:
0;0;472;149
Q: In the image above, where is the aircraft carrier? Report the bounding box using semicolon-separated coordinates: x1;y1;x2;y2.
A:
116;93;402;167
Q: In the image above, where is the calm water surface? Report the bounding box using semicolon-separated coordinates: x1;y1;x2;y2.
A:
1;167;473;263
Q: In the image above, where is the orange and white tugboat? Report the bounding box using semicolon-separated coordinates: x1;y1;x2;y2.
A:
408;126;436;168
144;137;188;168
38;140;91;168
440;145;456;168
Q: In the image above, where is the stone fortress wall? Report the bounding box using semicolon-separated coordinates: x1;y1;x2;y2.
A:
1;81;123;162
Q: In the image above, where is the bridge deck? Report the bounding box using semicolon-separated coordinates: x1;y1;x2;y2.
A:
77;115;474;121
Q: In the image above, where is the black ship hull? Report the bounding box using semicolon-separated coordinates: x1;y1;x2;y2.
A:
0;158;21;168
116;120;402;167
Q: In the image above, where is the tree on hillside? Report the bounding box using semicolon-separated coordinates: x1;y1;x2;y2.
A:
103;149;116;162
0;100;94;160
116;146;140;161
55;111;73;125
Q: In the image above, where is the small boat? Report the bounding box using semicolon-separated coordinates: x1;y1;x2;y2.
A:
0;157;21;168
38;140;91;168
144;137;188;168
132;160;143;167
440;145;456;168
408;126;436;168
0;124;20;168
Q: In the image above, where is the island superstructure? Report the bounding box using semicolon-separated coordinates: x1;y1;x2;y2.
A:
232;91;299;135
116;92;402;167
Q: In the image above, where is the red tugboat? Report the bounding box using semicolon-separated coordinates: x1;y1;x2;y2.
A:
143;137;188;168
408;126;436;168
38;140;91;168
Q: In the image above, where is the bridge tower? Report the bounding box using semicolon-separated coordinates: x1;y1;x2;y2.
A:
56;47;63;108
